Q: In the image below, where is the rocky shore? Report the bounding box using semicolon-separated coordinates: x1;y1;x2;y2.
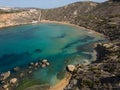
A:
65;42;120;90
0;59;50;90
64;1;120;90
0;0;120;90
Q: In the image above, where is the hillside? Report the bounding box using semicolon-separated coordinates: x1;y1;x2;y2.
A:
41;2;98;22
41;1;120;41
41;1;120;90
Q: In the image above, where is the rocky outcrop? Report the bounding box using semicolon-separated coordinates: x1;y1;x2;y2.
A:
10;78;17;84
65;42;120;90
66;65;75;72
0;10;41;28
0;71;10;80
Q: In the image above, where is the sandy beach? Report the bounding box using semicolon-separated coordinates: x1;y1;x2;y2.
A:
41;20;106;37
0;19;106;38
48;74;71;90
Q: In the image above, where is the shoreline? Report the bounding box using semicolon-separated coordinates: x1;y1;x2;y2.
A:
48;74;71;90
0;20;108;90
0;20;106;38
40;20;106;37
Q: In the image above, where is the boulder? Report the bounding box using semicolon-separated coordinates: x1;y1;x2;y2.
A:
67;65;75;72
40;59;50;67
0;71;10;80
42;59;48;64
41;64;46;68
46;62;50;66
28;71;32;74
2;84;9;89
35;62;39;67
10;78;17;84
103;43;113;48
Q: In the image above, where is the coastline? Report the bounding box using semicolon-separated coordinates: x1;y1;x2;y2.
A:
48;74;71;90
0;19;106;38
40;20;106;37
0;20;107;90
0;1;119;89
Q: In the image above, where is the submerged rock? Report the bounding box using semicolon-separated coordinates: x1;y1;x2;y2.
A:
0;71;11;80
13;67;20;72
34;49;42;53
46;62;50;66
41;64;46;68
35;62;39;67
42;59;48;64
40;59;50;68
28;71;32;74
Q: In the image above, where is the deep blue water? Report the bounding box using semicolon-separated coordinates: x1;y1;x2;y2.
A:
0;23;106;85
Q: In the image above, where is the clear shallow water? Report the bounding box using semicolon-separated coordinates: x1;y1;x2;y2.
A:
0;23;106;85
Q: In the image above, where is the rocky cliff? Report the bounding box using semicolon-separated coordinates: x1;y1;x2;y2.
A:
0;10;41;28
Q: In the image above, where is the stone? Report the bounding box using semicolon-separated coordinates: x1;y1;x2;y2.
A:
5;88;9;90
28;71;32;74
35;62;39;67
67;65;75;72
10;78;17;84
13;67;20;72
103;43;113;48
46;62;50;66
30;62;34;66
41;64;46;68
3;84;9;89
42;59;48;64
83;60;90;65
71;79;77;85
0;71;10;80
20;73;24;78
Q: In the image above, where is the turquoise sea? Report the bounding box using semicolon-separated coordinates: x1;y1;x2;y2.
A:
0;23;106;86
